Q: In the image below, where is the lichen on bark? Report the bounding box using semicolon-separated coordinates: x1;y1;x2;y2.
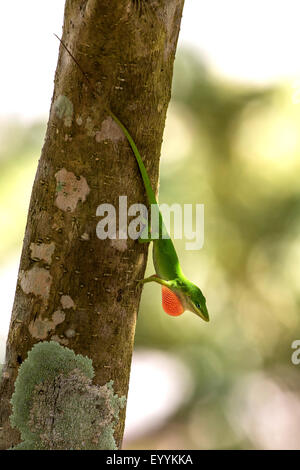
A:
10;341;125;450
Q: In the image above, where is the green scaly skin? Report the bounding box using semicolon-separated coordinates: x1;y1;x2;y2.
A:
110;112;209;322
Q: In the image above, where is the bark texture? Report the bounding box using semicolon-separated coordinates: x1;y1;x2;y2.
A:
0;0;184;449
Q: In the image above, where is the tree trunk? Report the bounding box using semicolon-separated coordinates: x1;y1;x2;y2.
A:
0;0;184;449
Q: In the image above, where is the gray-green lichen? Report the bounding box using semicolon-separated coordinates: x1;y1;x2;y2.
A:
53;95;73;127
10;341;126;450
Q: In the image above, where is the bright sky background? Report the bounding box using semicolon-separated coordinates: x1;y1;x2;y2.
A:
1;0;300;120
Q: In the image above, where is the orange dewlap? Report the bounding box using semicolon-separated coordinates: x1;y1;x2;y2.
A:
161;286;184;317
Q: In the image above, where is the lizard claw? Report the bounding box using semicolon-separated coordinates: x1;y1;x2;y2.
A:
135;279;143;293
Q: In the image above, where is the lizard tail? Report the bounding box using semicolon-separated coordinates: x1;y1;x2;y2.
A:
109;111;157;207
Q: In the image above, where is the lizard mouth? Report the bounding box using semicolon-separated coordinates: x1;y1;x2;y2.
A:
192;304;210;322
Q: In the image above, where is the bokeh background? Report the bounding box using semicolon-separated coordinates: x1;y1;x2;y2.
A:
1;0;300;449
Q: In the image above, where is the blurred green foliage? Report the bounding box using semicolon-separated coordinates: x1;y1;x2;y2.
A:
133;50;300;449
1;49;300;449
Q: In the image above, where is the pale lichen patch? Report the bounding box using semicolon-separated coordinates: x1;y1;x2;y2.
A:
64;328;76;339
28;319;50;340
95;117;125;143
54;168;90;212
28;310;65;340
76;116;83;126
111;238;128;252
60;295;75;310
19;267;52;301
110;229;128;252
30;242;55;264
80;232;90;241
52;309;66;324
53;95;74;127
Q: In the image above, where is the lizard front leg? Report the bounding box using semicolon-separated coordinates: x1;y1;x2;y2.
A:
137;275;175;289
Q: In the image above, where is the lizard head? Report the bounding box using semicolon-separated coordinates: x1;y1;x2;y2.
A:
183;283;209;322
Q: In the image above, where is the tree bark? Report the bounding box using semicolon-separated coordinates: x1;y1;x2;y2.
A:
0;0;184;449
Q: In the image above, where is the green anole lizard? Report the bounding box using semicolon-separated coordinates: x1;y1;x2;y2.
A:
55;36;209;322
